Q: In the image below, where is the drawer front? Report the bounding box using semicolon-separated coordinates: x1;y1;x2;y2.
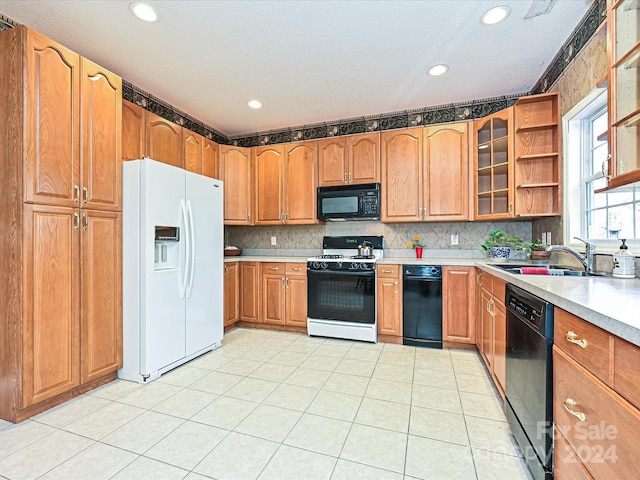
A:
476;269;493;291
262;262;284;274
491;276;506;303
377;264;400;279
554;427;594;480
614;338;640;410
554;308;612;385
285;263;306;276
553;347;640;480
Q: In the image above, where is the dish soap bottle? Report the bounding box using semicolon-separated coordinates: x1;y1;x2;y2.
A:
612;239;636;278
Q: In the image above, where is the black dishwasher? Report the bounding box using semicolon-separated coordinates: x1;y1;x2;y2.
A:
402;265;442;348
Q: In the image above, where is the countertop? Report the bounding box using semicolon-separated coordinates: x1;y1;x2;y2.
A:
224;254;640;347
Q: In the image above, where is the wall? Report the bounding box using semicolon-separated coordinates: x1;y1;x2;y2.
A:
226;221;531;258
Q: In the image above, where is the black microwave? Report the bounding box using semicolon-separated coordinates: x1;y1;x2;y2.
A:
317;183;381;221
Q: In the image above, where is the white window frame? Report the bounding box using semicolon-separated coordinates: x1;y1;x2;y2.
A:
563;88;640;253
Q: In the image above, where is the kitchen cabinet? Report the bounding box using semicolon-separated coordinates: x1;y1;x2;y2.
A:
442;266;475;346
604;0;640;189
475;269;506;396
220;145;253;225
318;133;380;186
474;108;514;219
254;142;317;225
0;26;122;422
553;308;640;480
183;132;220;179
260;263;307;327
146;111;183;169
513;92;560;216
381;124;470;222
201;137;219;179
224;262;239;327
122;100;146;161
376;264;402;341
240;261;260;323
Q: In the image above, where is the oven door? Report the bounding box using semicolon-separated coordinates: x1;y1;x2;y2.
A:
307;269;375;324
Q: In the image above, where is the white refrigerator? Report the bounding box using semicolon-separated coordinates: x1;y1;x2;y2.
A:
119;158;223;383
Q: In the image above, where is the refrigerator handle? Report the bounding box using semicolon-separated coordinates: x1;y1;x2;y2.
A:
186;200;196;298
179;199;190;299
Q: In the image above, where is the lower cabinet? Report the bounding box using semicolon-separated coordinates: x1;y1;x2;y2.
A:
260;262;307;327
240;262;259;322
376;264;402;341
442;266;475;346
223;262;239;327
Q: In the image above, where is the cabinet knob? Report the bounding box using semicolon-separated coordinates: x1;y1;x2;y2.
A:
563;398;586;422
564;331;588;349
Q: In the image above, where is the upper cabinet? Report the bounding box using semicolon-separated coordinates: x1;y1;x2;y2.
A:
183;131;219;178
474;108;514;220
220;145;253;225
254;141;318;225
318;133;380;186
122;100;145;161
605;0;640;188
513;92;560;216
146;111;183;169
202;137;219;179
382;125;470;222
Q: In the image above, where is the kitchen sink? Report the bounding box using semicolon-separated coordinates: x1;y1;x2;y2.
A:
488;263;588;276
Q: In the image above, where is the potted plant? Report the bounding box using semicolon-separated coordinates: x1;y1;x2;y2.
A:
524;239;551;260
407;235;425;258
481;230;523;259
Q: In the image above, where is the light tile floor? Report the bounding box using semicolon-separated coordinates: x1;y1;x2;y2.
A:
0;328;533;480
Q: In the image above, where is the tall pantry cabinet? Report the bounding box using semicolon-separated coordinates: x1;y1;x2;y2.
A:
0;26;122;422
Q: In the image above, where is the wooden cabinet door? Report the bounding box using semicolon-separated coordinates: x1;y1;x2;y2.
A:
122;100;145;161
480;288;493;369
24;28;80;207
183;131;203;174
22;204;80;406
285;142;317;225
146;111;183;168
348;133;380;184
261;264;285;325
442;266;475;344
255;146;284;225
286;275;308;327
80;57;122;212
80;210;122;383
224;262;239;326
493;298;506;394
376;278;402;337
202;137;219;179
220;145;252;225
240;262;259;322
381;128;422;222
318;138;347;186
424;123;469;221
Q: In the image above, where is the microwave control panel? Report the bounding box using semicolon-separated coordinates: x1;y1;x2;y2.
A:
361;192;379;215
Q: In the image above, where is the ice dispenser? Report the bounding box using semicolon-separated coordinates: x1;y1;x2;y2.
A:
154;226;179;270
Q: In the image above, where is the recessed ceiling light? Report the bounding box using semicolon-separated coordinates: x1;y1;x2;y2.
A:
247;100;262;109
427;64;448;76
481;6;511;25
129;2;159;23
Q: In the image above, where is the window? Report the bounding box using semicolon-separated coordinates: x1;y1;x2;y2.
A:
565;89;639;251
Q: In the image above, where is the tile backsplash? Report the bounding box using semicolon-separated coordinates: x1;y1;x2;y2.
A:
225;221;532;258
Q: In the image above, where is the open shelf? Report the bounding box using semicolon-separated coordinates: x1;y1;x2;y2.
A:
597;130;608;142
517;182;559;189
624;48;640;69
516;152;559;161
614;108;640;128
516;122;558;132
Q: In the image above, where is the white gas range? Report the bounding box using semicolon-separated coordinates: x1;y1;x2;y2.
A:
306;236;383;343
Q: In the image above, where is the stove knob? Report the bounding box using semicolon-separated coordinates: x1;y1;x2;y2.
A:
320;262;328;269
336;262;343;269
312;262;320;269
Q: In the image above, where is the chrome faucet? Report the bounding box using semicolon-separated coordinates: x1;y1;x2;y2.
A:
546;237;596;274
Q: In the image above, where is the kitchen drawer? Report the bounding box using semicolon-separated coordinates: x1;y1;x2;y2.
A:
262;262;284;273
614;337;640;410
377;264;400;279
553;346;640;480
285;263;306;276
554;427;594;480
554;308;612;385
491;276;506;303
476;269;493;291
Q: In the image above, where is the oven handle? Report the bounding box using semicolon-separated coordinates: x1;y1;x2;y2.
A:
307;269;375;277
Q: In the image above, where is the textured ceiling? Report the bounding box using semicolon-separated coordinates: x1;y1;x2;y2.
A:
0;0;592;136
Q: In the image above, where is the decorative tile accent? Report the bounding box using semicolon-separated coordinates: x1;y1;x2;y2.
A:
0;14;16;31
379;113;408;131
339;119;366;136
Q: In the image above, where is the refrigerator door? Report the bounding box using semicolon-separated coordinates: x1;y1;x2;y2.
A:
141;160;187;375
185;172;224;354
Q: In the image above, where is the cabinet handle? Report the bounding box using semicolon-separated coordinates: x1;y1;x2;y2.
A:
563;398;586;422
602;155;611;180
284;213;288;222
291;267;302;271
247;213;251;221
82;212;88;231
82;186;89;204
508;202;513;217
381;269;394;273
73;212;80;230
565;331;588;349
269;267;279;271
224;265;228;274
344;173;348;183
476;272;482;285
394;281;398;294
285;278;289;288
281;277;285;288
74;185;80;203
348;173;352;183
